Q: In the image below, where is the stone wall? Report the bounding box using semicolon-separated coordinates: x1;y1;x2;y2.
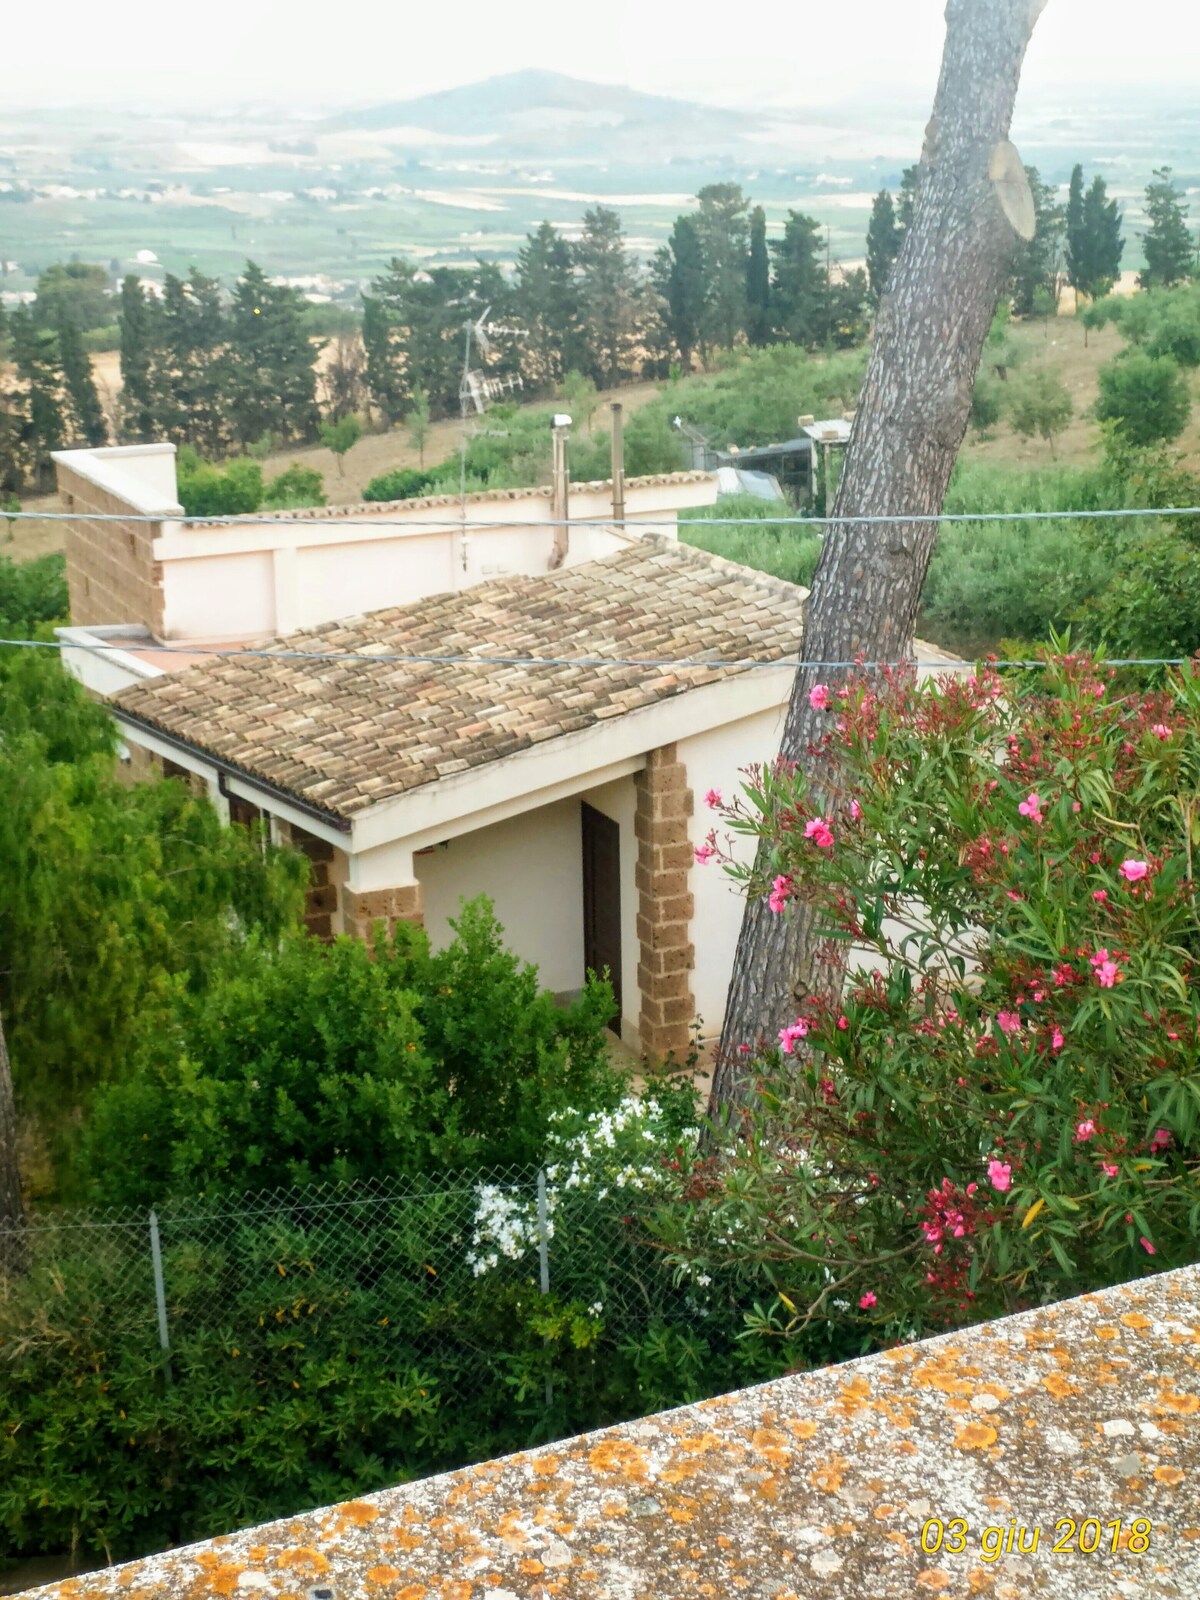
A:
342;883;425;942
58;475;163;635
30;1263;1200;1599
281;824;347;942
634;743;696;1058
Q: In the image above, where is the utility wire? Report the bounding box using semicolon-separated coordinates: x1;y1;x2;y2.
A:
4;504;1200;530
2;635;1192;674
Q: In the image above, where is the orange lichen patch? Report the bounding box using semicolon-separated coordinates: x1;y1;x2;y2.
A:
275;1547;331;1574
438;1584;472;1600
247;1547;268;1562
335;1501;383;1529
967;1568;996;1593
915;1568;952;1589
390;1528;426;1552
588;1437;650;1478
788;1419;819;1441
1154;1466;1186;1485
1095;1326;1119;1340
668;1508;695;1522
751;1426;793;1467
1042;1372;1078;1398
954;1422;999;1450
1155;1389;1200;1415
808;1456;849;1493
1121;1312;1153;1331
532;1455;561;1476
190;1564;244;1596
366;1569;404;1587
518;1559;545;1575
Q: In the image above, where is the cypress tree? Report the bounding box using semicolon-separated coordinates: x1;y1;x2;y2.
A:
227;261;320;449
1065;164;1087;293
770;211;828;347
515;222;586;387
1140;167;1192;288
10;307;68;491
865;190;901;301
119;275;159;441
746;206;771;347
56;311;108;447
656;214;706;370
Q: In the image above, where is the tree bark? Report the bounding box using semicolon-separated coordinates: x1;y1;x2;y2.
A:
0;1004;28;1275
711;0;1048;1114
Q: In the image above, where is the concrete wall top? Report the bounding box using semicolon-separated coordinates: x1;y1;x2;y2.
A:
30;1261;1200;1599
52;443;183;516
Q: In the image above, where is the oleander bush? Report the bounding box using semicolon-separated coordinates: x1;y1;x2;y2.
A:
669;650;1200;1346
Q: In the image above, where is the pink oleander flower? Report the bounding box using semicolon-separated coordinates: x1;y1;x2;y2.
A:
1074;1118;1097;1143
837;1014;849;1031
1151;724;1172;740
778;1019;809;1055
996;1009;1021;1037
804;816;835;850
1092;889;1108;904
768;874;793;914
987;1159;1012;1193
703;788;722;810
1017;791;1044;825
1120;859;1149;883
1140;1236;1157;1255
694;842;716;865
849;798;862;821
1090;948;1122;988
859;1291;877;1310
1149;1128;1172;1152
1051;1027;1065;1051
1101;1161;1119;1178
809;683;832;711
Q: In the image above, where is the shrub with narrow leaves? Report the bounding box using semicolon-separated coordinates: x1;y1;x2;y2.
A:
671;651;1200;1347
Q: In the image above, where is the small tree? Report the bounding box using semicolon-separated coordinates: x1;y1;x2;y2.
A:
1139;168;1193;289
1096;350;1191;447
1007;369;1073;456
969;371;1004;434
865;189;902;302
406;385;431;466
318;413;362;476
559;370;599;434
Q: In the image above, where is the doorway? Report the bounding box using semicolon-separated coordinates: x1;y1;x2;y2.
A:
581;802;622;1032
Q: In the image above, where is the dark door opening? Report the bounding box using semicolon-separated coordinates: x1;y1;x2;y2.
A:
581;802;623;1033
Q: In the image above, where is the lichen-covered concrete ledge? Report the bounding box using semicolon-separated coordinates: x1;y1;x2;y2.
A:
29;1265;1200;1600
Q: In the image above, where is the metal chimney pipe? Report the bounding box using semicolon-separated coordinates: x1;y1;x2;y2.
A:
549;414;571;568
609;401;625;527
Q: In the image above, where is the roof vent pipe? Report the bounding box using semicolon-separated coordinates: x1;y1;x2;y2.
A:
549;414;571;569
610;402;625;527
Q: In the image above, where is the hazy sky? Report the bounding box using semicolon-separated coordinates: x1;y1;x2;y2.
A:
8;0;1199;111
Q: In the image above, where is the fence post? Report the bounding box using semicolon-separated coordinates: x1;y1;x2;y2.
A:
536;1169;553;1409
148;1209;173;1383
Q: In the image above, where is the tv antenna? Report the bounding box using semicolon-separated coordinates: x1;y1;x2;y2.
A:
457;305;529;571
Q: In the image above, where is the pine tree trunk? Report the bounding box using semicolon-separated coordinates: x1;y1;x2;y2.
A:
0;1006;27;1276
710;0;1048;1114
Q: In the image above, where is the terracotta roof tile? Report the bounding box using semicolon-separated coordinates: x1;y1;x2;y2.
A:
115;537;809;821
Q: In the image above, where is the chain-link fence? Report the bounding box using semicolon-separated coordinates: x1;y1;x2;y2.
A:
0;1168;713;1449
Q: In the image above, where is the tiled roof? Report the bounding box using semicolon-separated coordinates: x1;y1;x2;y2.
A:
114;538;807;821
188;471;715;528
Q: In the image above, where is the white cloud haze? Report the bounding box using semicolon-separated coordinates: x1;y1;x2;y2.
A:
6;0;1199;112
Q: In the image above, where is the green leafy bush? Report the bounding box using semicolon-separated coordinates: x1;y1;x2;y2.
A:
80;899;625;1203
0;552;69;632
362;466;436;501
681;495;821;588
262;463;325;509
678;654;1200;1347
1096;350;1191;446
176;457;264;517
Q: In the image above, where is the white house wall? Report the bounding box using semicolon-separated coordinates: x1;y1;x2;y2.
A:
677;703;789;1036
413;798;586;999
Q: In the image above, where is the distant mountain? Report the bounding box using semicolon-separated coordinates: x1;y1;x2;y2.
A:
322;69;755;160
